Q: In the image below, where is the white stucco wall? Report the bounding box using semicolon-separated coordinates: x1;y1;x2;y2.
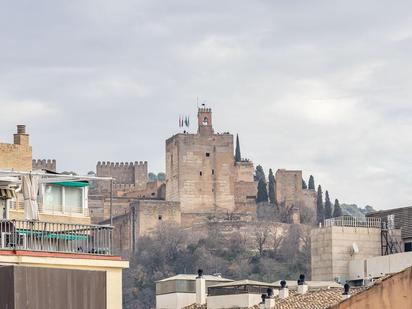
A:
349;251;412;280
207;293;262;309
156;293;196;309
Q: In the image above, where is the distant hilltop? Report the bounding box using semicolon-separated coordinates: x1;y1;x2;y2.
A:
341;204;375;219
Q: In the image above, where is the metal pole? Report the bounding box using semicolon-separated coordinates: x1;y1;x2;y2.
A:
110;179;113;226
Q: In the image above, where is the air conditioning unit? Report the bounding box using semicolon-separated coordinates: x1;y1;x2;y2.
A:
1;232;27;249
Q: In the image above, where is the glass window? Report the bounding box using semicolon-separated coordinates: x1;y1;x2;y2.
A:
64;187;83;214
44;185;63;212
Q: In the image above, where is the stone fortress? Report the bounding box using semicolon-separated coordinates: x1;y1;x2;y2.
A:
32;159;57;172
95;160;148;192
0;116;317;258
0;125;55;172
0;125;33;171
165;107;257;226
87;106;317;256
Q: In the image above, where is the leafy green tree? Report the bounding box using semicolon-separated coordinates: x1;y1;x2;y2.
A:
254;165;265;182
235;134;241;162
324;190;332;219
333;199;342;217
256;178;268;203
308;175;315;190
316;185;324;224
268;169;276;204
302;179;307;189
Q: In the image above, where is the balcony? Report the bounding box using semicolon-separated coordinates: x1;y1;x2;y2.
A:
0;219;113;256
324;216;381;228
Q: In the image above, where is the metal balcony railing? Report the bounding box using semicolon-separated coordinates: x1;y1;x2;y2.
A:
324;216;381;228
0;220;113;256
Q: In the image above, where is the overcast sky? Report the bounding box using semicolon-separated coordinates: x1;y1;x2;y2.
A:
1;1;411;210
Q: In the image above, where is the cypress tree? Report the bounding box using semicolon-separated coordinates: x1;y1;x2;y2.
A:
308;175;315;190
333;199;342;218
316;185;324;224
302;179;307;189
235;134;241;162
254;165;265;182
324;190;332;219
268;169;276;204
256;178;268;203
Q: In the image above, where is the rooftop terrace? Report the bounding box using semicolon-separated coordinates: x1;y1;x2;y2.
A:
323;216;381;229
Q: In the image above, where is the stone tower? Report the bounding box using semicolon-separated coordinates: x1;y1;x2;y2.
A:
0;125;32;171
197;107;214;136
275;169;317;221
96;161;148;192
166;107;236;226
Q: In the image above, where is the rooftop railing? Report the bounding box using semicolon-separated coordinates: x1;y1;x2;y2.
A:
324;216;381;229
0;219;113;256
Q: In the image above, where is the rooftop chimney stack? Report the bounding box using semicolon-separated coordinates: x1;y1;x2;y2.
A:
264;288;275;309
297;274;308;295
259;294;266;309
13;125;29;146
279;280;289;299
196;269;206;305
342;283;351;300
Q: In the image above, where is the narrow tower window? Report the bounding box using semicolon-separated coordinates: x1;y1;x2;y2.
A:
203;117;208;125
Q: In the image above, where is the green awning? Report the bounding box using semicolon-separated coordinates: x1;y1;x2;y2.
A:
17;230;88;241
53;181;89;187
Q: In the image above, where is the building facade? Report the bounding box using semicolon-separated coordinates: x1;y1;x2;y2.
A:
311;217;387;282
165;107;255;226
367;206;412;252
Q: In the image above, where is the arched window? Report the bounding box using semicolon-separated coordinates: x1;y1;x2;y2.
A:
203;117;208;125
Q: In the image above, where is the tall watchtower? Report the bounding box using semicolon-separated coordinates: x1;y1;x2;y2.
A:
166;107;235;225
197;107;214;136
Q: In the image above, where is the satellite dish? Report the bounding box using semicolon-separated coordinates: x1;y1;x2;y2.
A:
351;243;359;255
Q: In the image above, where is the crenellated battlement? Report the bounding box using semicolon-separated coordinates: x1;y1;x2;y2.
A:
32;159;57;172
97;161;148;168
198;107;212;113
96;160;148;191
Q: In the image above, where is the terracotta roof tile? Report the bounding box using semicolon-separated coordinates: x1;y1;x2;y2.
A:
273;287;367;309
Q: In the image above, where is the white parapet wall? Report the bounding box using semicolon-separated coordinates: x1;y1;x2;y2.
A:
156;293;196;309
207;294;263;309
349;251;412;280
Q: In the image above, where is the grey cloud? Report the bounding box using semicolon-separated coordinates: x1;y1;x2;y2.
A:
0;0;412;209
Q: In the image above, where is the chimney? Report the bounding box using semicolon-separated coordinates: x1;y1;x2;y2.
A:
297;274;308;295
342;283;351;300
264;288;275;309
279;280;289;299
259;294;266;309
17;125;26;134
196;269;206;305
13;125;29;146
